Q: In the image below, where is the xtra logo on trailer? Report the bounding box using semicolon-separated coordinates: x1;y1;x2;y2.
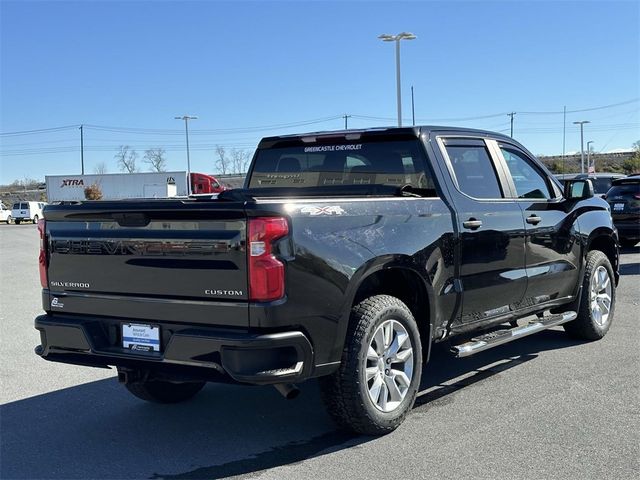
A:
60;179;85;187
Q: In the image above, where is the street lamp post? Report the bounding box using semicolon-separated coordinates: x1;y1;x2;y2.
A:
573;120;590;174
378;32;416;127
587;140;594;173
175;115;198;194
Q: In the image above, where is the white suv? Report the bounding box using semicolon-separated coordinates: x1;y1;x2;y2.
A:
0;203;13;224
11;201;46;225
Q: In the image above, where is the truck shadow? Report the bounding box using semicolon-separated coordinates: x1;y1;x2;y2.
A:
0;329;584;480
619;262;639;276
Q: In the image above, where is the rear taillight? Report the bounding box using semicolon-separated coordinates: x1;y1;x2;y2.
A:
37;218;48;288
248;217;289;302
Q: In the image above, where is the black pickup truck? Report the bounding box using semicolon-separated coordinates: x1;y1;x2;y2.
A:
35;126;619;435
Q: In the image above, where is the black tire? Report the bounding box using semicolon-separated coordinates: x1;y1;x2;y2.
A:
33;214;39;224
319;295;423;435
6;215;11;225
125;380;205;403
563;250;615;340
14;219;21;225
620;238;638;249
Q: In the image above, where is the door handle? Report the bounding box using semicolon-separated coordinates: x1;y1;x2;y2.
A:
526;215;542;225
463;218;483;230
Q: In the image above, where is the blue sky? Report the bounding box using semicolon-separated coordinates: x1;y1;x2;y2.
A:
1;0;639;183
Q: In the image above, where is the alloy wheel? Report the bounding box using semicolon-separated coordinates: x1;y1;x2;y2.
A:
365;319;414;413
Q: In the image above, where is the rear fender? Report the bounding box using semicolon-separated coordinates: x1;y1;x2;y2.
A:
332;255;435;364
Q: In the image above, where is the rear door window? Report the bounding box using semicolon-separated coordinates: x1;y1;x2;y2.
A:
443;142;504;199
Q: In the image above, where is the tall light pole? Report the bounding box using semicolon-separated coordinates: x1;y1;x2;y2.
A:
573;120;590;174
175;115;198;194
587;140;594;173
411;85;416;126
378;32;416;127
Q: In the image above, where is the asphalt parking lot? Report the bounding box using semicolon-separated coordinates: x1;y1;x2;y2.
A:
1;223;638;480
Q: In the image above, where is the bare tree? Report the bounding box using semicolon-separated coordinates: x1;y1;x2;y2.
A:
231;149;251;174
84;183;103;200
93;161;109;174
215;145;229;174
115;145;139;173
143;148;167;172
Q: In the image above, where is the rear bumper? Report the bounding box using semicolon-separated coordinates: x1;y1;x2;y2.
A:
34;314;314;385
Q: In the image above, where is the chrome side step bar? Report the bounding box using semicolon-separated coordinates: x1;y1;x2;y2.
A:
450;311;577;358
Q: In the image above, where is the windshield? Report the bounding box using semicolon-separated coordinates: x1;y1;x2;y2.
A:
248;139;435;193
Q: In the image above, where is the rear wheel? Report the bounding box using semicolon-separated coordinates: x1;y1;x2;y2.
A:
5;215;11;225
319;295;422;435
564;250;615;340
125;380;206;403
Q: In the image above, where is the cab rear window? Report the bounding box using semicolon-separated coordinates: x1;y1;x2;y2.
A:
249;140;435;193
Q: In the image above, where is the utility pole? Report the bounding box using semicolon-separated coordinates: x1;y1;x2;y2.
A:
343;114;351;129
562;106;566;174
79;124;84;174
378;32;416;127
573;120;590;174
411;86;415;126
508;112;516;138
174;115;198;194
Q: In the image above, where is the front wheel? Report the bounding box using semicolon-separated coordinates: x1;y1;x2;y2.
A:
320;295;423;435
32;214;39;224
14;219;21;225
125;379;205;403
564;250;615;340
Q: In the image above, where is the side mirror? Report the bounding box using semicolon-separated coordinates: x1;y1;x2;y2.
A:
564;179;594;200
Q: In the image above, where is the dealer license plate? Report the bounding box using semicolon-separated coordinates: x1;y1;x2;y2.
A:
122;323;160;352
613;203;625;211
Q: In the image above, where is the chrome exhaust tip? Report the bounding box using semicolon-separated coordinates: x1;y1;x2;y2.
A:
274;383;300;400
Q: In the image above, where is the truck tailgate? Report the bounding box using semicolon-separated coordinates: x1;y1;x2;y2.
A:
43;199;249;327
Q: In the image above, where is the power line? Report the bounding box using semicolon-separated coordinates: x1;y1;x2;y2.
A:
0;125;79;136
518;98;639;115
3;99;637;138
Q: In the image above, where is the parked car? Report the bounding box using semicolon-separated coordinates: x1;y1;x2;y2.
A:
0;203;13;224
555;173;626;197
11;201;46;224
34;126;619;435
605;177;640;248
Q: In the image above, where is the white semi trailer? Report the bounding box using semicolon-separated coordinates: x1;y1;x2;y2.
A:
45;172;188;202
